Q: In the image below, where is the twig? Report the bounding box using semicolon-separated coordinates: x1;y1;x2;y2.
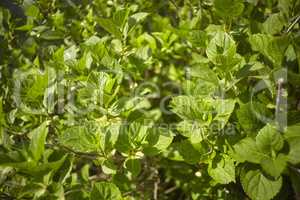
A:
154;181;158;200
286;15;300;33
46;143;102;159
169;0;179;11
164;186;177;194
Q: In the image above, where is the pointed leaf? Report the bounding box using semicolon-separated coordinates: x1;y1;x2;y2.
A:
28;121;49;161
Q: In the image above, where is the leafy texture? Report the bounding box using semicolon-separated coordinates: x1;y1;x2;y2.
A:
0;1;299;199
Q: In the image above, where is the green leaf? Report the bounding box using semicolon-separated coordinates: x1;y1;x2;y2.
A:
39;30;64;40
25;5;40;18
189;64;219;86
206;31;237;67
256;124;284;154
232;137;268;164
81;164;90;181
208;154;235;184
102;160;117;175
113;9;129;28
91;182;122;200
0;97;6;127
213;99;236;128
77;51;93;71
59;123;100;153
260;154;287;178
248;34;289;66
187;64;219;96
263;13;286;35
176;120;204;143
128;12;149;27
236;102;266;133
285;123;300;164
115;122;149;153
214;0;244;19
143;128;174;155
241;168;282;200
171;96;213;123
28;121;49;161
167;140;204;164
124;158;141;177
97;18;122;39
64;45;78;61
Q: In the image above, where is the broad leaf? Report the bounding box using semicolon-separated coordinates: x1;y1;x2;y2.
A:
97;18;122;39
59;123;100;153
206;31;237;67
213;98;236;128
124;158;141;177
91;182;122;200
241;168;282;200
171;96;213;123
256;124;284;154
214;0;244;19
176;120;204;143
263;13;286;35
249;34;289;66
285;123;300;164
143;128;174;155
260;154;287;178
236;102;266;133
208;154;235;184
233;137;268;164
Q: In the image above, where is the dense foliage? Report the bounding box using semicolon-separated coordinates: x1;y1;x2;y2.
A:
0;0;300;199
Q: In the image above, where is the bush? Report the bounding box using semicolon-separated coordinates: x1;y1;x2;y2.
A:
0;0;300;199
